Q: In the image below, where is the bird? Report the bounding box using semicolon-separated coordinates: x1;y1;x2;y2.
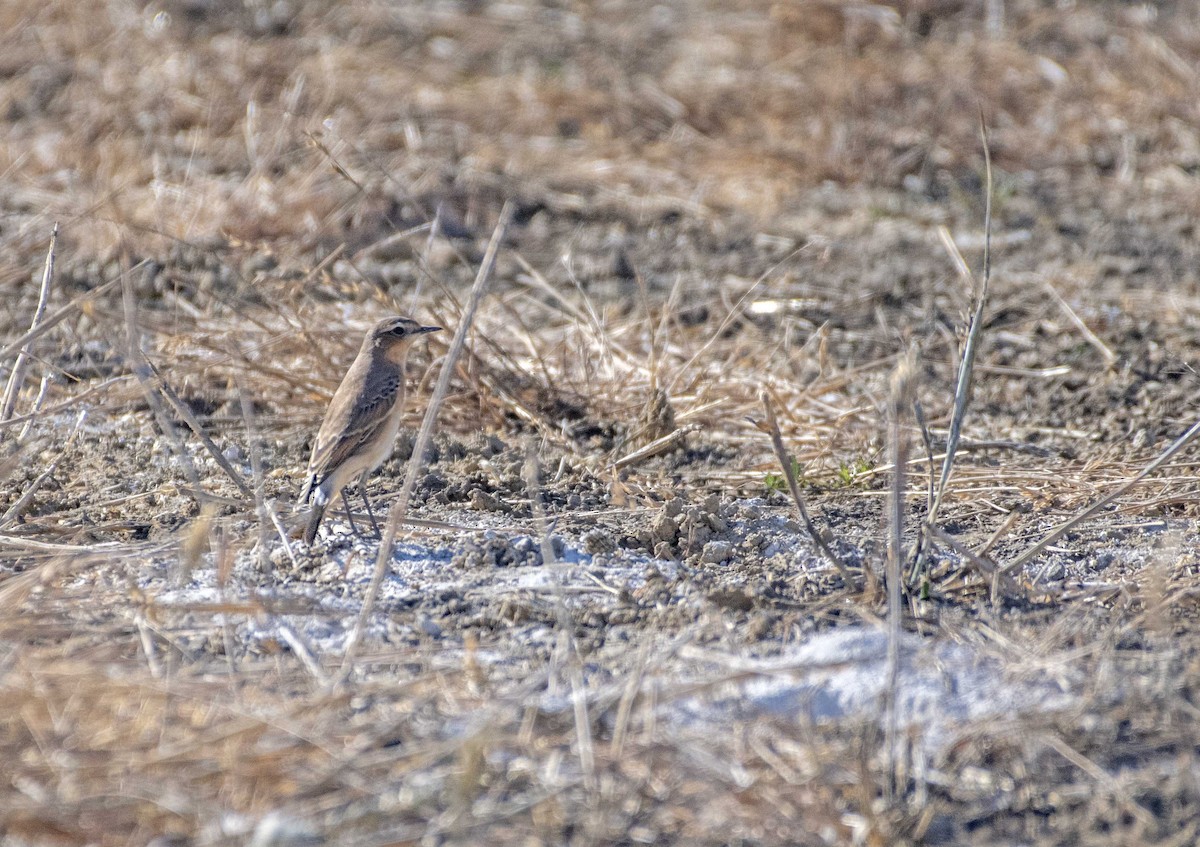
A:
299;316;441;544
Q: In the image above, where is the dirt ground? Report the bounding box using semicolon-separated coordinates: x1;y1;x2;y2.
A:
5;1;1200;844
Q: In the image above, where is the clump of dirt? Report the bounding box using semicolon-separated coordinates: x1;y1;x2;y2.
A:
450;532;562;570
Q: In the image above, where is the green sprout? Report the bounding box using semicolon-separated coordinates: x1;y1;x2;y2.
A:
764;458;802;495
835;457;874;487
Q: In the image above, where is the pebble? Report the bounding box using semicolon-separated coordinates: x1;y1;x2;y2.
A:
701;540;734;564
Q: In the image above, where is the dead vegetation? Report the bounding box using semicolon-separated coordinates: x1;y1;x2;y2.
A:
5;1;1200;844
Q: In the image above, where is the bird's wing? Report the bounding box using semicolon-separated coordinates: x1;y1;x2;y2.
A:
305;362;404;490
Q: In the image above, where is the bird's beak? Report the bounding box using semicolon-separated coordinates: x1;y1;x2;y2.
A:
417;325;442;334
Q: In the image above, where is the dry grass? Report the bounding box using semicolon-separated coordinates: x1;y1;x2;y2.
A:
6;1;1200;844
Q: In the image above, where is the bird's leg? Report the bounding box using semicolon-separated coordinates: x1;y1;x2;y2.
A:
339;487;362;537
304;500;326;546
358;472;382;539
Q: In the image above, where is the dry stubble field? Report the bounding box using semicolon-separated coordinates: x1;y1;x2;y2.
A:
5;1;1200;844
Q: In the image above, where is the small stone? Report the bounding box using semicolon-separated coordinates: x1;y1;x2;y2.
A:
240;251;277;279
652;541;675;560
651;513;679;543
738;503;763;520
467;489;511;513
581;529;616;555
701;540;734;564
707;587;753;612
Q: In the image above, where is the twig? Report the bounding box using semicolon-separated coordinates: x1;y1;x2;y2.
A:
913;400;935;512
924;524;1024;606
927;525;999;578
936;224;971;281
667;247;803;395
338;202;514;680
612;424;698;470
16;374;51;442
1039;733;1156;829
0;410;87;529
0;534;126;552
931;117;993;519
122;262;207;503
524;439;560;571
759;392;856;587
277;622;327;683
977;509;1019;558
884;351;915;801
1003;415;1200;577
238;378;273;574
1;224;57;422
912;115;994;583
0;269;128;363
135;615;163;679
1043;279;1117;367
523;438;596;791
569;658;598;793
351;222;432;264
609;642;651;759
265;499;301;570
300;242;346;288
152;360;253;498
402;206;441;314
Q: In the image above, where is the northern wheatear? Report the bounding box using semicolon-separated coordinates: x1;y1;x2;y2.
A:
300;316;441;544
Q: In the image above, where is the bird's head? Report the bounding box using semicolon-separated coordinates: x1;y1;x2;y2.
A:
369;316;442;362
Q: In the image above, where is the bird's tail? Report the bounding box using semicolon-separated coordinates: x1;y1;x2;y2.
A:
298;472;317;505
301;475;330;544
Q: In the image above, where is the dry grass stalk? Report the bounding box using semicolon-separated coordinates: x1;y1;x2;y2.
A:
122;266;206;503
277;621;327;683
666;252;796;395
1042;279;1117;367
16;374;50;442
930;117;994;518
352;222;431;264
238;380;276;575
925;524;1024;605
612;423;698;470
0;272;126;363
884;351;915;801
522;438;599;792
340;202;515;678
760;391;855;587
912;400;936;512
1004;414;1200;578
178;502;216;587
0;410;86;529
523;439;559;572
912;117;995;584
151;359;253;498
0;375;131;432
0;224;56;423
